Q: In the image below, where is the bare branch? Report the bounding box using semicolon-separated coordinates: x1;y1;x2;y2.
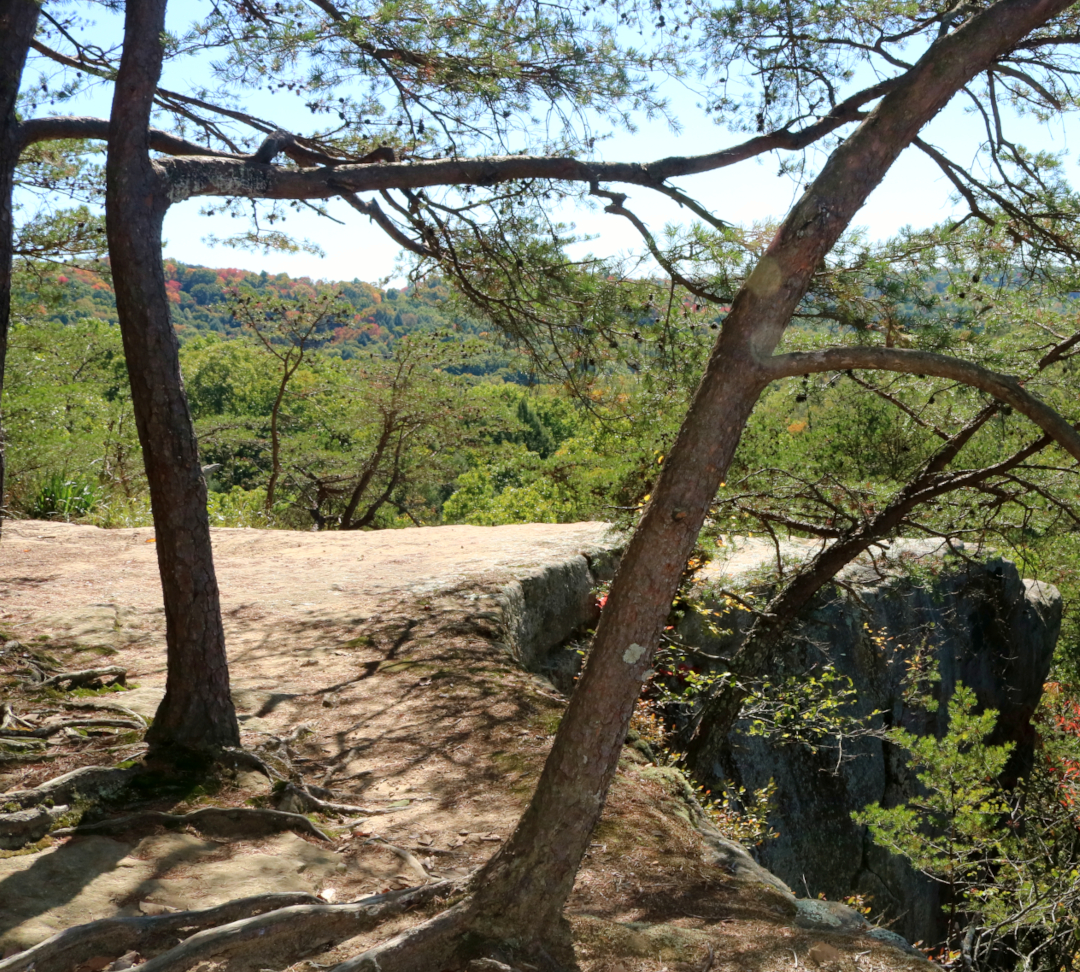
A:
992;62;1063;107
154;75;906;204
589;183;719;303
335;191;436;257
845;371;950;439
763;346;1080;463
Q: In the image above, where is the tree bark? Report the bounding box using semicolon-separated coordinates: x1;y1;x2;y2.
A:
264;359;296;511
105;0;239;752
0;0;40;536
466;0;1076;943
340;413;396;528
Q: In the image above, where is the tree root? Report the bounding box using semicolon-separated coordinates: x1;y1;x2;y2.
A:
217;746;283;781
274;782;410;818
51;806;334;842
330;902;471;972
4;764;141;810
127;882;453;972
0;749;56;767
0;737;45;755
324;898;575;972
0;892;323;972
59;700;149;728
0;717;144;738
29;667;128;691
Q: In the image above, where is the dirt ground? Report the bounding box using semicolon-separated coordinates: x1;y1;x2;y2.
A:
1;519;929;972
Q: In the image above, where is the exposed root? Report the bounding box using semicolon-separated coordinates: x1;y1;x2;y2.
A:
51;806;333;842
129;882;452;972
0;717;143;738
0;892;323;972
217;746;282;781
59;700;149;728
30;667;127;691
326;898;575;972
4;764;140;810
0;750;57;767
330;902;471;972
274;782;409;818
250;725;316;779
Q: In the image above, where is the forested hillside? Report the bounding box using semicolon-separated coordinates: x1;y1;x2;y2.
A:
26;261;511;362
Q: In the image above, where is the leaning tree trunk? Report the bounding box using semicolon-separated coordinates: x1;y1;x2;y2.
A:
106;0;239;751
0;0;40;538
464;0;1075;947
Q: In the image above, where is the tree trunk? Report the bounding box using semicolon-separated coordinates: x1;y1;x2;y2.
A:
106;0;239;752
265;361;293;511
468;0;1074;943
0;0;40;538
340;414;396;528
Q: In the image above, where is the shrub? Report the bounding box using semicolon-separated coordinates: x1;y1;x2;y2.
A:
854;679;1080;970
28;474;99;520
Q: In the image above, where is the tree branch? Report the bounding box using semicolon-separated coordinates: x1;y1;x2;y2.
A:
589;183;719;303
763;346;1080;463
334;191;436;257
16;116;237;158
154;74;906;204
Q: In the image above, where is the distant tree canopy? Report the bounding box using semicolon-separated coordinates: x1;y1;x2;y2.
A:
20;263;521;364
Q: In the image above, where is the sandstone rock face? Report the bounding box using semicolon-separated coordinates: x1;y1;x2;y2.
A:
680;541;1062;945
494;541;620;679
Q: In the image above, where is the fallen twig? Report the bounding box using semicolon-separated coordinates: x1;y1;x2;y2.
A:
1;703;35;730
0;892;323;972
367;837;431;883
51;806;333;842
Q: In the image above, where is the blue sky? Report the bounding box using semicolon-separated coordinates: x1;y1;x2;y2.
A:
26;3;1080;286
160;95;1073;286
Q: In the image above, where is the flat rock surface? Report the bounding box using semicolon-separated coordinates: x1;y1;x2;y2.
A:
1;520;624;951
1;519;617;728
0;832;344;948
2;518;617;644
